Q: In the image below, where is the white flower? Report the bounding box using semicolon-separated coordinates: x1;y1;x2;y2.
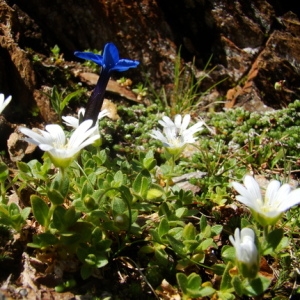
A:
229;227;259;278
150;114;205;152
232;175;300;226
0;94;12;114
20;120;99;168
62;108;109;129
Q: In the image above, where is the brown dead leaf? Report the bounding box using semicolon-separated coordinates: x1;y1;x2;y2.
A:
156;279;181;300
76;72;140;102
259;257;274;280
102;99;120;120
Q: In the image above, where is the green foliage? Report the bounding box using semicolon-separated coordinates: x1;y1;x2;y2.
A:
47;85;85;123
176;272;215;299
3;49;300;297
50;44;62;62
155;50;226;115
0;202;31;232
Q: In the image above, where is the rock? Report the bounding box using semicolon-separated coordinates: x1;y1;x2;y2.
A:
1;0;300;120
0;116;13;150
225;12;300;110
0;1;36;121
7;131;37;162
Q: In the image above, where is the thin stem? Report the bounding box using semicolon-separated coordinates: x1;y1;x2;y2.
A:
83;68;110;126
263;225;269;239
0;182;7;204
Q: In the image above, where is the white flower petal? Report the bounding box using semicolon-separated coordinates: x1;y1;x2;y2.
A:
184;120;204;136
232;181;256;203
180;114;191;132
44;124;66;146
68;120;93;148
174;114;183;129
272;183;291;206
243;175;262;201
150;129;170;146
20;127;49;145
98;109;110;119
62;116;79;129
159;116;175;128
151;113;203;149
265;180;281;205
39;144;54;151
0;94;12;114
278;188;300;212
230;228;258;265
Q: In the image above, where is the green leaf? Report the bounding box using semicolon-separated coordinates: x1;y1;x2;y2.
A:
149;229;162;243
0;204;9;215
60;89;84;111
216;291;235;300
111;170;124;188
94;254;108;268
112;197;127;215
119;185;133;205
176;273;188;294
221;245;235;263
211;224;223;236
187;272;202;290
0;163;8;181
8;203;21;216
182;223;196;240
154;248;169;267
47;189;64;205
52;206;66;231
21;207;31;220
28;232;59;248
262;228;284;255
158;218;170;238
212;264;226;276
175;207;188;218
166;234;185;256
17;161;31;173
143;157;157;171
114;213;130;231
200;215;207;231
64;206;78;228
196;286;215;297
31;195;49;227
220;261;234;291
242;275;272;297
80;264;94;280
146;184;165;201
197;238;215;251
59;175;70;198
81;181;94;199
232;275;243;296
132;169;151;196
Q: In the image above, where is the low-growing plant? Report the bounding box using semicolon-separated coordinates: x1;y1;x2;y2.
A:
1;42;300;299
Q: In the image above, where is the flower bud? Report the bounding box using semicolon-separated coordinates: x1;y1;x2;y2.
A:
229;228;260;279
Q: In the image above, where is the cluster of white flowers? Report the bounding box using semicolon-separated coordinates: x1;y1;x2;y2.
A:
20;120;100;169
150;114;205;152
229;175;300;278
19;108;109;169
232;175;300;226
